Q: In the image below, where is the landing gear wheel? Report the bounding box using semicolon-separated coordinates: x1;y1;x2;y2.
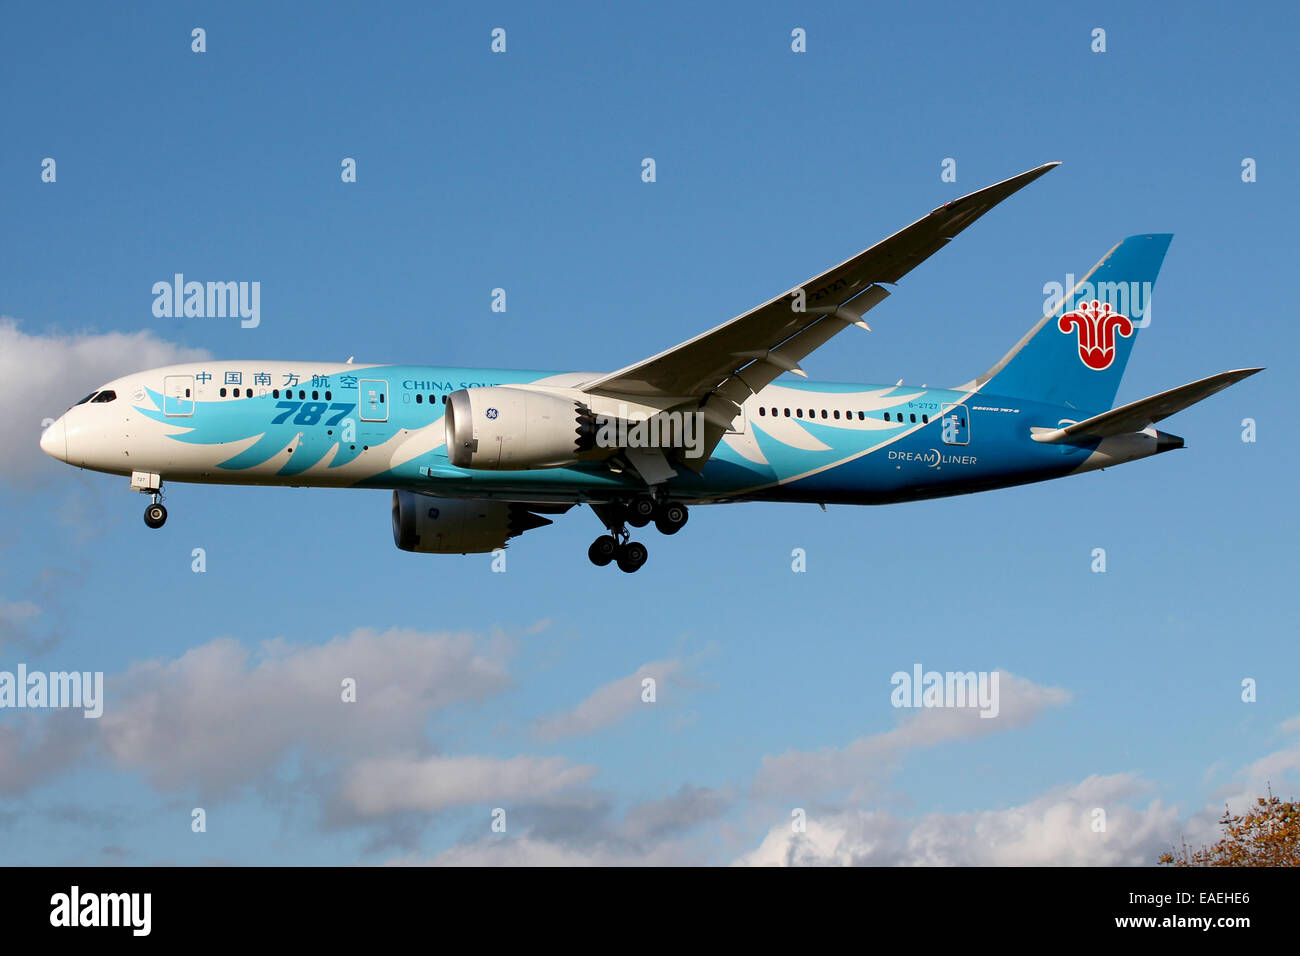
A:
143;503;168;529
627;495;656;528
654;502;688;536
588;534;618;567
616;540;648;573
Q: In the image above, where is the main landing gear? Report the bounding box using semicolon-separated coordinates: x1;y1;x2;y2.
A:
588;534;646;573
587;494;689;573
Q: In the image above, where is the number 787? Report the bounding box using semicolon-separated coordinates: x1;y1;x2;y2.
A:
271;402;355;426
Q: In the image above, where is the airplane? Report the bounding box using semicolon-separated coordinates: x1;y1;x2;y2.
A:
39;162;1260;573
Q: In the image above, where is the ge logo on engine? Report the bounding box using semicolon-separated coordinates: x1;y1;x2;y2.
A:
485;407;499;420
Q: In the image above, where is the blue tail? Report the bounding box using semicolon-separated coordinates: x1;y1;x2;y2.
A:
973;234;1172;413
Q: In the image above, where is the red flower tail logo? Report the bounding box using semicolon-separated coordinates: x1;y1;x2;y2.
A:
1058;300;1134;371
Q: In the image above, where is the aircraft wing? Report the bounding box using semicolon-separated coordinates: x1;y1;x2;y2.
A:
581;162;1060;458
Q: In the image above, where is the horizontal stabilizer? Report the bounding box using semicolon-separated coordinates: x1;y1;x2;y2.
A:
1030;368;1263;443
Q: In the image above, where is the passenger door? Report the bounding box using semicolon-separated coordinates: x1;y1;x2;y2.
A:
940;403;969;445
163;375;195;416
359;379;389;422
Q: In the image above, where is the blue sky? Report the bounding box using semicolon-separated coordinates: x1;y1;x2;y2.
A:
1;0;1296;864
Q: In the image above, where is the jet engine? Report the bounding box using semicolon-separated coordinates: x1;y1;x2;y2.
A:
445;386;598;470
391;491;554;554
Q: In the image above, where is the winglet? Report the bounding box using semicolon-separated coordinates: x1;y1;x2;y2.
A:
929;161;1061;224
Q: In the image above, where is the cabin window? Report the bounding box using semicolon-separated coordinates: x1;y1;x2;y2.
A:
325;391;332;401
758;406;765;416
416;394;423;404
219;388;227;397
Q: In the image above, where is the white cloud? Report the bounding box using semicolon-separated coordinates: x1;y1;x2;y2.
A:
382;785;732;866
0;714;89;797
0;599;43;651
341;753;596;816
0;600;40;625
532;659;682;740
754;671;1070;800
1207;732;1300;815
1278;714;1300;736
736;773;1192;866
622;784;732;841
401;834;699;867
0;317;208;482
98;627;512;795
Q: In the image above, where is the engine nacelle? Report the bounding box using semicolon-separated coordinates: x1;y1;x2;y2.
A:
445;386;597;470
391;491;553;554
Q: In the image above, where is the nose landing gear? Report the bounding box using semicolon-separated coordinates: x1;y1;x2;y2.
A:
131;472;168;529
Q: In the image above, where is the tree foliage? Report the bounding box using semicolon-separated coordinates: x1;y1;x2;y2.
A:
1160;785;1300;866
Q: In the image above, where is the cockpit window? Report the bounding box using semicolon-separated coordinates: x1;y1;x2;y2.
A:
90;390;117;403
74;392;98;406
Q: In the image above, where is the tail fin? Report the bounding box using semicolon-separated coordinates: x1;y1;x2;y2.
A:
971;234;1172;412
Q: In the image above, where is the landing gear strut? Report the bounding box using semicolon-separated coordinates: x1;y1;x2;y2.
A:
586;498;690;572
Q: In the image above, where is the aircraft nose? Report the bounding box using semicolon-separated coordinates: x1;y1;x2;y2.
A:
40;416;66;461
